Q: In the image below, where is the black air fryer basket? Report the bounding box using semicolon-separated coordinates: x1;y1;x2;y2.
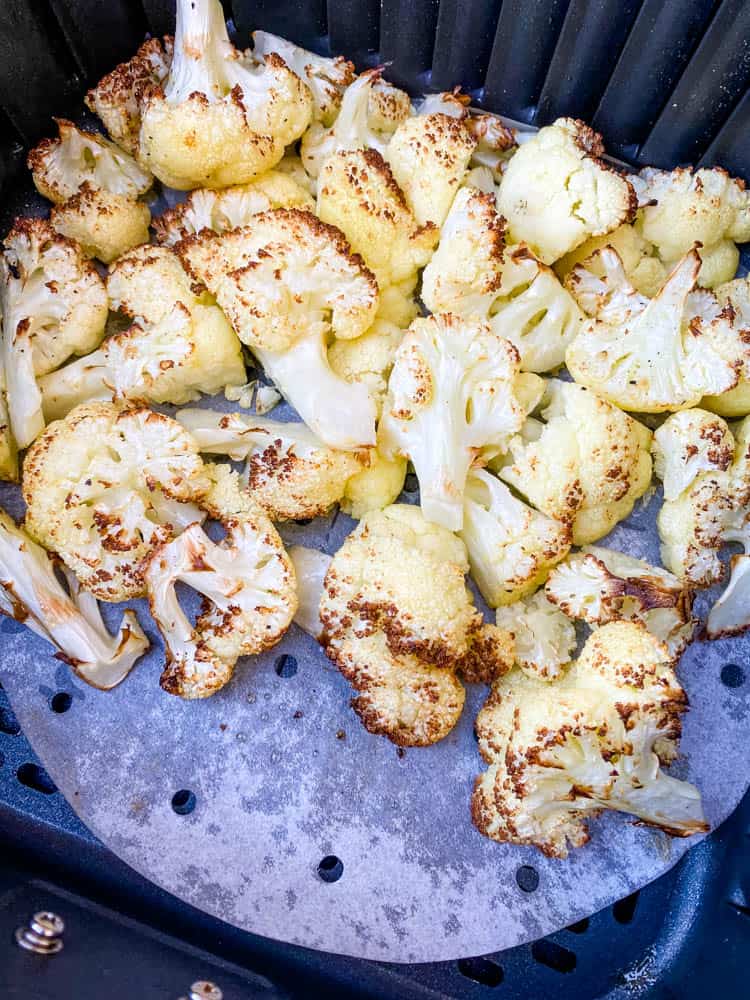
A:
1;1;749;997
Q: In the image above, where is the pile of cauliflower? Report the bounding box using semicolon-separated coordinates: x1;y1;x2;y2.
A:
6;0;750;858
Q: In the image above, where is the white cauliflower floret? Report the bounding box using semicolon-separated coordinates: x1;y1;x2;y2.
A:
85;36;173;155
473;621;708;857
555;222;667;299
635;166;750;287
380;313;541;530
50;184;151;265
565;247;749;412
275;152;317;194
106;243;199;323
0;219;108;449
153;172;314;245
145;464;296;699
139;0;312;189
177;208;379;450
288;544;331;639
703;277;750;417
461;469;571;607
546;547;694;661
414;90;518;178
653;408;734;501
328;318;405;418
494;590;576;680
319;504;514;744
657;412;750;591
339;443;407;519
176;408;367;521
498;118;637;264
316;149;438;288
0;371;17;482
23;402;211;602
497;379;652;545
251;31;355;125
0;506;149;688
385;113;476;227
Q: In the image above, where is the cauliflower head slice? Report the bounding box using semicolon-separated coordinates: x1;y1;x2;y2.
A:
23;402;211;602
657;413;750;587
139;0;312;189
566;247;748;412
145;464;296;699
153;172;314;246
555;222;667;298
461;469;571;607
0;507;149;688
494;590;576;681
176;408;367;521
546;547;695;662
380;314;540;531
85;36;173;155
317;149;438;288
177;208;379;450
497;379;653;545
50;184;151;265
385;113;476;228
40;301;245;419
635;166;750;280
0;219;108;450
703;278;750;417
498;118;637;264
473;621;707;857
251;31;355;125
28;118;153;203
653;408;734;501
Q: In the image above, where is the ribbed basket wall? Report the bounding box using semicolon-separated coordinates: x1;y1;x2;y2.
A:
1;0;749;182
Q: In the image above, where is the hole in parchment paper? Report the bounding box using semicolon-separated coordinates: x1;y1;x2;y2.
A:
275;654;298;678
16;762;57;795
531;940;577;973
457;957;504;987
404;472;419;494
566;918;589;934
50;692;72;714
613;890;639;924
317;855;343;882
171;789;196;815
721;663;745;688
0;706;20;735
515;865;539;892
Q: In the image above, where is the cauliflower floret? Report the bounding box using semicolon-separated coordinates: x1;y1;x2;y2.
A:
50;184;151;264
375;279;420;327
85;36;173;155
145;464;296;698
0;219;108;449
368;80;413;134
328;318;405;418
652;408;734;501
0;507;149;688
546;547;694;661
23;402;211;601
635;166;750;287
473;621;708;857
0;373;17;482
565;247;748;412
703;278;750;417
414;90;518;178
657;412;750;588
706;553;750;638
139;0;312;189
316;149;438;288
106;243;199;323
275;152;317;195
494;590;576;680
153;173;314;246
461;469;571;607
340;426;407;519
555;222;667;299
498;118;636;264
379;313;542;531
177;208;379;450
176;407;367;520
28;118;153;203
385;113;476;228
288;544;331;639
251;31;355;125
496;379;653;545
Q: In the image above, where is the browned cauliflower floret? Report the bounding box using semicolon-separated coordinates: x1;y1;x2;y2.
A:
703;277;750;418
50;184;151;265
145;464;296;699
23;402;211;602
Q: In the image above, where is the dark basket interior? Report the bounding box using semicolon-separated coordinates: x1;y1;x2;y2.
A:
0;2;749;998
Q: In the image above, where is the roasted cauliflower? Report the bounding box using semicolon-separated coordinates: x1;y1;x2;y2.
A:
555;222;666;299
288;544;331;639
703;277;750;417
23;402;210;602
494;590;576;681
473;621;708;857
139;0;312;189
652;408;734;502
177;208;379;450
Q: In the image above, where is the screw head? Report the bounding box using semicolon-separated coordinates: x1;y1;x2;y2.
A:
189;983;223;1000
15;911;65;955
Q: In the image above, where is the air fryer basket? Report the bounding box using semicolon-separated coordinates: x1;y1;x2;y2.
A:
0;1;749;996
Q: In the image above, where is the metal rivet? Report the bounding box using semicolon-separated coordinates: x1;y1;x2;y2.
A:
15;911;65;955
178;983;223;1000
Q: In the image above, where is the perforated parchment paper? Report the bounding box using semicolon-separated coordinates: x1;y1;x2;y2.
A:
0;389;749;964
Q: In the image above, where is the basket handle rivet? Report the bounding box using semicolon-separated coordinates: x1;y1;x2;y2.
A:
14;911;65;955
178;982;224;1000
